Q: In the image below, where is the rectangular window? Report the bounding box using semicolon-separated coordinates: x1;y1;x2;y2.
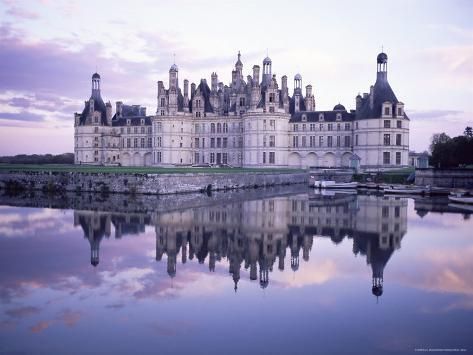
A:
156;137;162;147
210;153;215;164
195;124;200;133
327;136;333;147
270;120;275;130
384;120;391;128
384;107;390;116
222;153;228;164
127;127;131;134
384;134;391;146
195;138;199;148
134;127;138;134
337;123;341;131
396;152;401;165
269;152;275;164
344;135;351;147
302;136;306;147
355;135;358;146
223;137;228;148
336;136;340;147
396;134;402;146
397;108;402;116
310;124;315;131
263;136;267;147
383;152;390;165
310;136;315;148
345;123;350;131
217;137;221;148
141;127;145;134
302;124;306;131
126;138;131;148
293;124;298;132
160;98;165;107
157;151;162;163
263;152;266;164
397;120;402;129
319;123;324;131
194;152;199;164
211;138;215;148
147;137;152;148
319;136;324;146
269;106;274;113
134;138;138;148
263;120;267;130
269;135;275;147
328;124;333;131
141;138;145;148
157;122;162;132
293;136;299;148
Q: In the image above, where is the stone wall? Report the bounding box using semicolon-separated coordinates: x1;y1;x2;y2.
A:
415;168;473;188
0;170;308;195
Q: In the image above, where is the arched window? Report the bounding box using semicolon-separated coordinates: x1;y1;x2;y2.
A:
211;123;215;133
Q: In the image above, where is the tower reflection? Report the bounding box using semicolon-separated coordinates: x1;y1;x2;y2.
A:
75;192;407;298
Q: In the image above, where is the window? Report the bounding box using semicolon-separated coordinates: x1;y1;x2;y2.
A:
217;138;221;148
94;127;98;133
195;99;201;108
302;124;306;131
344;136;351;147
319;123;324;131
133;127;137;134
328;123;333;131
384;120;391;128
210;153;215;164
327;136;333;147
141;127;145;134
384;134;391;146
293;124;298;132
319;136;324;146
263;136;267;147
293;136;299;148
263;152;266;164
310;124;315;131
270;120;275;130
134;138;138;148
94;117;98;124
127;138;131;148
269;152;275;164
382;206;389;218
395;206;400;218
269;93;275;103
141;119;144;125
222;153;228;164
211;123;215;133
211;138;215;148
223;123;228;133
310;136;315;148
337;123;341;131
336;113;342;120
141;138;145;148
396;152;401;165
160;110;165;116
356;122;359;129
194;152;199;164
345;123;350;130
148;127;152;134
239;97;245;106
217;123;222;133
223;137;228;148
302;136;307;147
396;134;402;146
195;111;201;118
127;127;131;134
383;152;390;165
336;136;340;147
319;114;324;121
397;107;402;116
269;135;275;147
160;98;166;107
147;137;152;148
384;107;390;116
156;122;162;132
195;138;199;148
397;120;402;129
156;137;162;147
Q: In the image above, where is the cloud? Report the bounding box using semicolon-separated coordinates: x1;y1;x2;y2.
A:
6;6;39;20
5;305;41;318
30;320;51;333
0;111;45;122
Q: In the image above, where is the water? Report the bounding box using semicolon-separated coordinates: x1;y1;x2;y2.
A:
0;187;472;355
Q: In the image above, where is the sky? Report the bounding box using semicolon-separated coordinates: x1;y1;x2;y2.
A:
0;0;472;155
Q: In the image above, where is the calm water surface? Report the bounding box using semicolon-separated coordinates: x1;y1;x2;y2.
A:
0;187;472;355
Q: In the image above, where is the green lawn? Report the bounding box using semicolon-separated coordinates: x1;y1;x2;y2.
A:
0;163;305;175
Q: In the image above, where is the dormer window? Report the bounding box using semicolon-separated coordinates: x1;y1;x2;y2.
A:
384;107;390;116
160;98;165;107
141;119;144;125
94;117;98;124
319;114;324;121
336;113;342;121
240;97;245;106
397;107;403;116
269;93;275;103
302;114;307;122
126;119;131;125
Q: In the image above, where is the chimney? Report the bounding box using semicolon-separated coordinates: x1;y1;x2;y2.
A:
356;95;362;111
191;83;196;96
252;65;260;85
306;85;312;98
116;101;123;117
184;79;189;97
211;72;218;91
369;85;374;109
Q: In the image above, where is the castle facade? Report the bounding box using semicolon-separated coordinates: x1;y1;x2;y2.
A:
74;51;409;170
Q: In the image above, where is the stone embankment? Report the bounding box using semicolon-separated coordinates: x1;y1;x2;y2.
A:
0;170;308;195
415;168;473;188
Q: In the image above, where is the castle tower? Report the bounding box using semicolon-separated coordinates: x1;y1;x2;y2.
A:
304;84;315;111
91;72;101;99
377;52;388;81
168;63;179;114
262;56;272;87
293;74;302;113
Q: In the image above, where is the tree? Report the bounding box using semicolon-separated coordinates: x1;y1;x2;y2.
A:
464;126;473;138
429;132;450;153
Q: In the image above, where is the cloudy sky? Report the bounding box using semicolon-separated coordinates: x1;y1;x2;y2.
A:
0;0;471;155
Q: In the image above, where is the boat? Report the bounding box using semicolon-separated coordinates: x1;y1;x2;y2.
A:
321;181;358;189
448;203;473;212
448;196;473;205
383;186;426;195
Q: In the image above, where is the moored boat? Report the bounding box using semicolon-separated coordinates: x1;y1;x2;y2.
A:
383;186;426;195
448;196;473;205
321;181;358;189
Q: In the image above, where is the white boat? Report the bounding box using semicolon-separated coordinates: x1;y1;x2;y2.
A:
383;187;425;195
321;181;358;189
448;196;473;205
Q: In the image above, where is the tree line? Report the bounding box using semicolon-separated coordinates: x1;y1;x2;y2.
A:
429;127;473;168
0;153;74;164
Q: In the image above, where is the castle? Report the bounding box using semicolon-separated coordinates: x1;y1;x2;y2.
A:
74;51;409;170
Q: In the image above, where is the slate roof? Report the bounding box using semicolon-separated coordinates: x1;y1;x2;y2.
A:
189;80;214;113
289;95;307;114
290;110;355;123
79;96;108;126
112;115;152;126
356;75;409;120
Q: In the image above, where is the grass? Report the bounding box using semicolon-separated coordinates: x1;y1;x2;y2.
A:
0;163;305;175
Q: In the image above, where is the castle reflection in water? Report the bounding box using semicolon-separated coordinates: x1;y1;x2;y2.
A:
75;192;407;298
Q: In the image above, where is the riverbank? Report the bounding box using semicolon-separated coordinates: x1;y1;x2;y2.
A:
0;167;308;195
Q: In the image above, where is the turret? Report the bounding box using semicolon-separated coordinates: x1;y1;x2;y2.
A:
356;94;362;111
91;72;101;99
305;84;315;111
252;65;260;85
168;64;178;114
115;101;123;117
211;72;218;92
262;57;272;87
376;52;388;81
